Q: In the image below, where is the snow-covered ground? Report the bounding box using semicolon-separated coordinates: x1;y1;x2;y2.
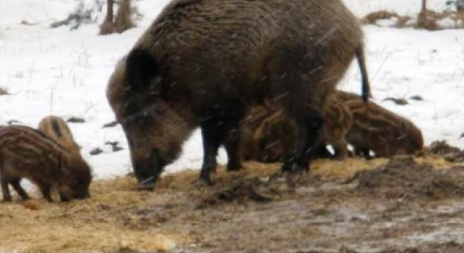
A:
0;0;463;179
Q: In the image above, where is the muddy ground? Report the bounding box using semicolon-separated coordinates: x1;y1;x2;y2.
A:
2;148;464;252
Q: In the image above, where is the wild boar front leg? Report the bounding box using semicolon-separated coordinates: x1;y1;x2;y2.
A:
10;178;29;200
199;126;220;185
199;104;245;183
1;176;12;202
357;147;372;159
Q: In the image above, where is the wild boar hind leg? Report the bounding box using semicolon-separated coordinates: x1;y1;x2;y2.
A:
281;106;323;173
223;128;243;172
268;50;324;174
35;179;53;202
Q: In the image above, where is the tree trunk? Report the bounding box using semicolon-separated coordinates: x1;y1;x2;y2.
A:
115;0;134;33
99;0;115;35
421;0;427;13
105;0;114;23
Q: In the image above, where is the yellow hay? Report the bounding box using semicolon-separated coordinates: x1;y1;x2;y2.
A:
0;155;458;252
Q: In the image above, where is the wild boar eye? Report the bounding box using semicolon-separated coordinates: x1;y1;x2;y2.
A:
76;179;83;186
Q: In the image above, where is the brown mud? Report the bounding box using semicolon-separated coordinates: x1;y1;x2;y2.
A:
1;153;464;253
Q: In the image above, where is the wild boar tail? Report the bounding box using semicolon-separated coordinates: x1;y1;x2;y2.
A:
355;45;371;104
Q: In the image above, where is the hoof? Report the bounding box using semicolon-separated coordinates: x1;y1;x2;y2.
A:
280;162;308;173
138;177;156;191
226;164;244;172
59;194;69;202
20;195;31;201
198;175;215;187
2;197;12;203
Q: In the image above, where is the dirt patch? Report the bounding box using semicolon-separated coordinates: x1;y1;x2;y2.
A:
384;242;464;253
350;156;464;200
0;154;463;253
341;242;464;253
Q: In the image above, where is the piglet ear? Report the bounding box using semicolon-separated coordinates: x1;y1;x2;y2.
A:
125;48;159;92
58;154;71;172
58;154;65;171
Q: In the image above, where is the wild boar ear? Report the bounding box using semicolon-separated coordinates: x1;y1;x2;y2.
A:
401;122;408;130
126;48;159;92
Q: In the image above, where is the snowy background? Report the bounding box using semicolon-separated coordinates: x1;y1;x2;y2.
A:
0;0;463;179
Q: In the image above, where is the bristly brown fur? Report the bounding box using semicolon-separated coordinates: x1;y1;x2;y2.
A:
0;126;92;202
38;116;81;152
345;100;424;158
246;92;353;162
249;109;292;163
239;105;278;161
321;92;353;160
107;0;367;186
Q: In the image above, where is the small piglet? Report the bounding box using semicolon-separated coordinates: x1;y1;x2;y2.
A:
38;116;80;152
240;105;280;161
250;92;353;162
319;92;354;160
0;126;92;202
345;100;424;158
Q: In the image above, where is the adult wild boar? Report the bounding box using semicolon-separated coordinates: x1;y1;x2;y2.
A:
107;0;369;188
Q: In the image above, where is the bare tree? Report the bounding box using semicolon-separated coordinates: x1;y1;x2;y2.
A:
421;0;427;14
417;0;439;30
114;0;134;33
99;0;115;35
99;0;134;35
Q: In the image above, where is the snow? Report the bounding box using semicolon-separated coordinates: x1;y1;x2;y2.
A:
0;0;463;180
345;0;450;17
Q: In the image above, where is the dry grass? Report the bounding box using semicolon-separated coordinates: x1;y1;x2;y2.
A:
395;16;413;28
0;177;180;253
361;11;401;25
0;155;458;253
362;10;464;30
417;11;443;31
